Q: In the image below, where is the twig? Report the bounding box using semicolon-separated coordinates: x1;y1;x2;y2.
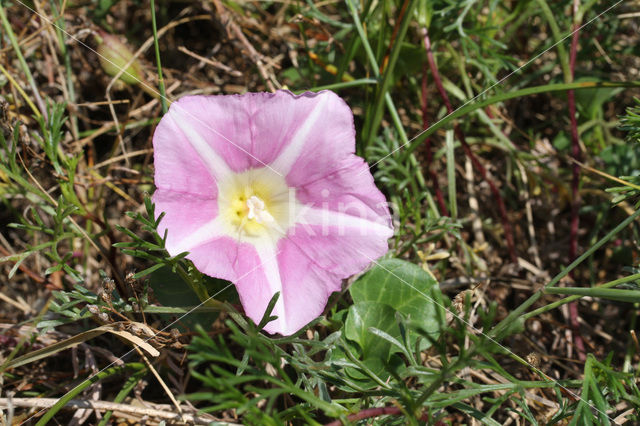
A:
0;398;234;425
134;347;184;420
178;45;242;77
422;27;517;263
211;0;279;92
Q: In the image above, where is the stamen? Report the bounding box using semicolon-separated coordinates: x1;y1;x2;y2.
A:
247;195;275;224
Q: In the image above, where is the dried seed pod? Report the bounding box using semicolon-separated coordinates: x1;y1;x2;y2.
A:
102;277;115;293
453;290;472;314
170;328;181;340
526;352;541;369
97;287;111;304
96;32;143;85
87;304;100;315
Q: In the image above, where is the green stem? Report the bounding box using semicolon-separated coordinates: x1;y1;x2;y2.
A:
36;363;145;426
346;0;378;81
489;207;640;340
0;2;47;119
363;0;418;148
402;80;640;160
97;366;148;426
534;0;571;82
544;286;640;303
150;0;167;114
50;0;79;139
298;78;378;93
345;0;425;190
524;272;640;320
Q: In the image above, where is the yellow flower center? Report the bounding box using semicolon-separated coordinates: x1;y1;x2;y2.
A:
217;168;293;241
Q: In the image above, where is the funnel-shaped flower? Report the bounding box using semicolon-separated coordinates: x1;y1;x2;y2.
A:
153;90;393;335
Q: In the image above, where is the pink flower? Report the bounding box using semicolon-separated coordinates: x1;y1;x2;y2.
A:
153;90;393;335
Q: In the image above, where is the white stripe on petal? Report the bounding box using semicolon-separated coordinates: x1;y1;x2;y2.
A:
252;238;286;332
270;93;329;176
170;104;232;181
171;217;225;254
297;207;393;238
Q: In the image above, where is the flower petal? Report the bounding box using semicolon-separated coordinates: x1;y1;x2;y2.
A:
265;91;357;186
234;237;342;335
153;189;220;253
284;154;393;278
269;92;331;175
295;155;392;228
239;238;286;332
179;236;251;284
153;111;217;196
168;104;232;181
285;220;391;279
167;95;258;174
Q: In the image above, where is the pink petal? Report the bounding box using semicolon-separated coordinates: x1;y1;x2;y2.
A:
153;110;217;196
153;189;220;252
167;94;294;174
286;221;392;278
265;91;356;185
181;237;256;284
234;238;342;335
285;155;393;280
295;155;392;228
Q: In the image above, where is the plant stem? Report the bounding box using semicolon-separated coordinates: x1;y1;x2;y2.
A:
150;0;167;114
401;80;640;159
535;0;571;81
421;65;448;216
422;28;516;263
567;0;585;360
0;3;47;119
345;0;425;190
524;272;640;320
363;0;417;148
490;207;640;341
35;363;145;426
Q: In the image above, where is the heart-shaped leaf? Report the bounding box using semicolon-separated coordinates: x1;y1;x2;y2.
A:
344;301;398;360
350;258;446;343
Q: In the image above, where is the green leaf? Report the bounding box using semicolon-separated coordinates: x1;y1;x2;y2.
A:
344;301;398;360
350;258;446;341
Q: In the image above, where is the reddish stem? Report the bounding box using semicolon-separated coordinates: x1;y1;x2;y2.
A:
423;28;517;263
0;245;47;285
379;0;410;74
567;0;586;361
421;64;449;216
323;406;445;426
